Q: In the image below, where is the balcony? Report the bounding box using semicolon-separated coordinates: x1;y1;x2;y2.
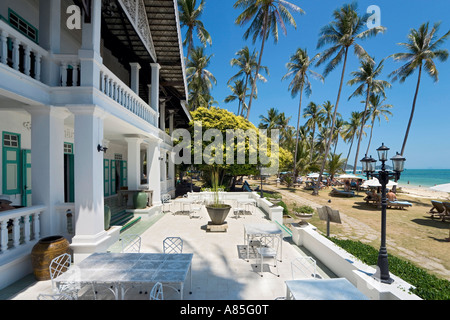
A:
0;19;159;130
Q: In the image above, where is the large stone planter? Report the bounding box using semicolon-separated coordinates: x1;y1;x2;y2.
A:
206;204;231;225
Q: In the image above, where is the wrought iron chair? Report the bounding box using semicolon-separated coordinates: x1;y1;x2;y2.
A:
149;282;164;300
37;292;76;300
233;200;245;219
49;253;79;299
291;256;318;280
120;234;142;253
163;237;183;254
255;235;280;277
162;194;172;213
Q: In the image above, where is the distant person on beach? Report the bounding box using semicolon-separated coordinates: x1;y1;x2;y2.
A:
387;189;397;201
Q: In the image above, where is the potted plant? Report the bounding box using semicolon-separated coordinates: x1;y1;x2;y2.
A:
205;168;231;225
292;203;315;225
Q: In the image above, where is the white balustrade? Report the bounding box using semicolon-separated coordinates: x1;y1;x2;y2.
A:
0;20;48;82
54;54;80;87
0;205;45;255
99;64;158;126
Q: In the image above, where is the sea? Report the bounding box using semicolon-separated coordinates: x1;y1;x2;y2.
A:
398;169;450;188
349;169;450;188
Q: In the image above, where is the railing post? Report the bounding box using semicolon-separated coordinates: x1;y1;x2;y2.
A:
0;220;8;252
0;31;7;64
12;38;20;71
35;53;42;81
12;217;20;248
33;212;41;240
24;45;31;76
23;214;31;243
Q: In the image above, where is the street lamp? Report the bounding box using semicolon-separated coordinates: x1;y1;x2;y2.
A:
257;165;264;198
360;143;406;284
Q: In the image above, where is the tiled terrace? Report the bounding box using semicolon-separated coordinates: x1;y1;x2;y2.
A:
1;201;335;300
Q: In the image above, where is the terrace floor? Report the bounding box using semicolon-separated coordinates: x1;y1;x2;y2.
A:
1;202;336;300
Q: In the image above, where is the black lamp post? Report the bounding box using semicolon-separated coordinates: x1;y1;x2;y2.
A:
257;165;264;198
360;143;406;284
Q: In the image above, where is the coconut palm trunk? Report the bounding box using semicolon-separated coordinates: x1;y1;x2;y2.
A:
246;12;269;120
293;83;304;181
315;46;349;195
401;64;422;155
352;84;371;173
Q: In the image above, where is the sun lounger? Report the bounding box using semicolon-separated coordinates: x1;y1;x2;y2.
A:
387;200;412;209
428;200;447;220
441;202;450;221
330;188;355;197
364;193;380;206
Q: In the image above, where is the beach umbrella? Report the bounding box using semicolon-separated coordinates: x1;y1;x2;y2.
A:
337;173;363;180
362;178;397;188
430;183;450;193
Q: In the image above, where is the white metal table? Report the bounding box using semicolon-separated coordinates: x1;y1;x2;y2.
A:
173;198;194;213
243;223;283;262
55;252;193;300
285;278;368;300
238;199;257;214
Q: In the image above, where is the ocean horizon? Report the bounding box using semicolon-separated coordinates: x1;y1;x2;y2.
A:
394;169;450;188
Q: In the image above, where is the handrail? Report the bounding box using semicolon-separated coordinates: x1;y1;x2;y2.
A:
99;63;159;126
0;205;45;254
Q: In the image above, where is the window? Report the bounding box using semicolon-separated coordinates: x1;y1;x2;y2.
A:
3;133;19;147
8;9;39;43
64;142;73;154
2;132;21;195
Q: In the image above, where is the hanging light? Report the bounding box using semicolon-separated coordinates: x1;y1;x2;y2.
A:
390;152;406;173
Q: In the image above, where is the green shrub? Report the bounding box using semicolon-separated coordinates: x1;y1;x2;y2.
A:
329;237;450;300
277;201;289;215
292;204;314;214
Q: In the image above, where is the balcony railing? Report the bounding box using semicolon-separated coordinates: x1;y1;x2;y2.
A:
0;19;47;82
99;64;159;127
0;205;44;256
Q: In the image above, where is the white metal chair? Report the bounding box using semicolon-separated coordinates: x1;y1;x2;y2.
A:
149;282;164;300
49;253;79;299
120;234;142;253
291;256;317;280
162;194;172;213
37;292;76;300
233;200;245;219
256;235;280;277
163;237;183;254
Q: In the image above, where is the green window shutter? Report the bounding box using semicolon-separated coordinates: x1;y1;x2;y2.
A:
110;160;116;195
2;132;21;195
21;149;32;206
121;160;127;187
104;159;109;197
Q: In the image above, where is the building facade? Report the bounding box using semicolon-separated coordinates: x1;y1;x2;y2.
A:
0;0;190;289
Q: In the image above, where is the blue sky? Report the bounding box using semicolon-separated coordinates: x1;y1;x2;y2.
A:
181;0;450;169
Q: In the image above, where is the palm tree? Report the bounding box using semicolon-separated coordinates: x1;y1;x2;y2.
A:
347;57;391;174
389;22;450;155
186;47;217;110
342;111;365;171
178;0;212;60
258;107;280;130
303;102;324;162
224;80;248;115
234;0;304;120
314;2;385;194
365;94;393;154
282;48;323;181
326;153;346;180
228;46;269;116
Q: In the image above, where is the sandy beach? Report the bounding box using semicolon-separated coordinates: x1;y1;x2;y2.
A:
398;185;450;200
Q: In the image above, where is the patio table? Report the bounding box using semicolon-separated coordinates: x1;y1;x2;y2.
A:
243;223;283;262
173;198;194;213
54;252;193;300
285;278;368;300
238;199;257;214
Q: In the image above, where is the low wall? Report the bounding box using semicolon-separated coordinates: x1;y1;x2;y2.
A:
291;224;421;300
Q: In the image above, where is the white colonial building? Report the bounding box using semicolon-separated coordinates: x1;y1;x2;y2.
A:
0;0;191;289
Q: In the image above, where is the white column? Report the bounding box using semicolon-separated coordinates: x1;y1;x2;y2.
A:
130;63;141;95
39;0;61;86
125;136;143;190
69;106;114;262
28;106;68;237
79;0;102;89
169;110;175;135
159;101;166;131
150;63;160;112
146;138;162;205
